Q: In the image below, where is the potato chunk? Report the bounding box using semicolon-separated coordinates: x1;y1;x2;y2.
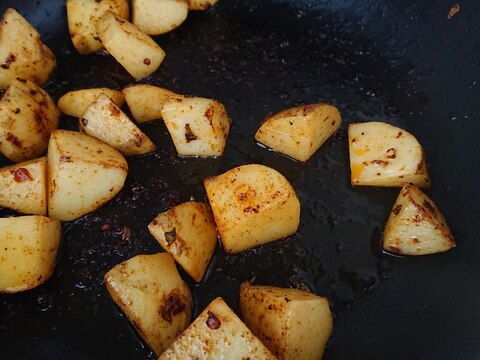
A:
67;0;129;54
383;185;455;255
348;122;430;187
123;84;178;123
161;96;231;157
187;0;219;10
96;11;166;80
148;201;217;282
133;0;189;35
104;253;193;356
240;283;333;360
159;297;276;359
79;94;156;156
58;88;125;118
0;78;59;162
255;103;341;163
0;8;56;88
0;215;61;293
204;164;300;254
0;157;47;215
48;130;128;221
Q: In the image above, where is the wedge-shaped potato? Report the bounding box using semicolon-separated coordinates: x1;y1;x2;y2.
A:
255;103;341;163
383;185;455;255
240;283;333;360
133;0;189;35
0;215;61;293
204;164;300;254
159;297;276;359
104;253;193;356
148;201;217;282
161;96;231;157
0;157;47;215
0;78;59;162
123;84;178;123
96;11;166;80
58;88;125;118
48;130;128;221
0;8;56;88
67;0;129;54
79;94;156;156
187;0;219;10
348;122;430;187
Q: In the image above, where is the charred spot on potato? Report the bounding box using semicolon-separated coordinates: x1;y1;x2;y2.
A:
164;228;177;246
13;108;20;114
370;160;389;166
184;124;197;142
11;168;33;182
396;131;403;138
160;290;186;323
80;118;88;126
422;200;437;216
206;311;221;329
303;104;315;115
204;105;215;122
59;156;72;163
29;89;37;96
6;132;20;147
108;103;120;116
143;58;151;65
392;204;402;215
386;147;397;159
15;77;26;83
1;54;16;69
388;245;401;253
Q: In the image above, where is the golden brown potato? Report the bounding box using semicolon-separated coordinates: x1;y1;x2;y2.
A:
255;103;341;163
187;0;219;10
383;185;455;255
204;164;300;254
240;282;333;360
79;94;156;156
159;297;276;359
0;78;59;162
0;157;47;215
57;88;125;118
96;11;166;80
161;96;231;157
67;0;130;54
348;122;430;187
0;8;56;88
104;253;193;356
148;201;217;282
0;215;61;293
123;84;178;123
48;130;128;221
132;0;189;35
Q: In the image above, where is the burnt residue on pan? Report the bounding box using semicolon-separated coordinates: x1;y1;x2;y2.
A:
1;0;480;359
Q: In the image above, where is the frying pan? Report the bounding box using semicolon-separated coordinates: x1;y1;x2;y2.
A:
1;0;479;359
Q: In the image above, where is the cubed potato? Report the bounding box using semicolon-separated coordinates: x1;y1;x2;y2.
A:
148;201;217;282
48;130;128;221
240;283;333;360
104;253;193;356
133;0;189;35
0;78;59;162
0;215;61;293
79;94;156;156
383;185;455;255
67;0;129;54
187;0;219;10
161;96;231;157
255;103;341;163
0;8;56;88
159;297;276;359
348;122;430;187
123;84;178;123
58;87;125;118
0;157;47;215
96;11;166;80
204;164;300;254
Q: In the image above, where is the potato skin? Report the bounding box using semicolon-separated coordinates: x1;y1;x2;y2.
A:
187;0;219;10
58;87;125;118
0;79;59;162
133;0;189;35
0;8;56;88
204;164;300;254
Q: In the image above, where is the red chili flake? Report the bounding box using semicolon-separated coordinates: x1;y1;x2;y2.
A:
1;54;16;69
303;104;315;115
447;3;460;19
80;118;88;126
160;291;186;323
59;156;71;163
6;132;20;147
388;245;401;253
101;223;111;231
143;58;151;65
11;168;33;182
206;311;221;329
392;204;402;215
109;103;120;116
204;106;215;121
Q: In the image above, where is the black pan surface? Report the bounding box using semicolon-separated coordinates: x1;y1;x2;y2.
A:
1;1;479;359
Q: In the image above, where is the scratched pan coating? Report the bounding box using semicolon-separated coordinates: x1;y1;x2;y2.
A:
0;1;479;359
